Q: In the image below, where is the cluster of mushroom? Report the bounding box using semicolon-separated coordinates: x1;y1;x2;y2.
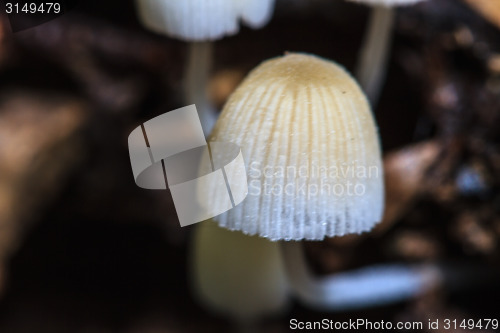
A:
134;0;436;328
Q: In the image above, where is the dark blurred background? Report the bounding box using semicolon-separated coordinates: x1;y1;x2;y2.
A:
0;0;500;332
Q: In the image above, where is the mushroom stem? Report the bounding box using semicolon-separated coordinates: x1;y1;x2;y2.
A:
184;41;217;136
190;221;289;324
280;242;441;311
355;5;395;106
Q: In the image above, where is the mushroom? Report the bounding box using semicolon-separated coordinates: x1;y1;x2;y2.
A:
192;52;382;318
192;220;289;325
135;0;276;135
348;0;426;105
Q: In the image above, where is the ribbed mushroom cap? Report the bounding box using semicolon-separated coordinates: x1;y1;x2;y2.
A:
347;0;424;6
207;53;384;241
135;0;275;41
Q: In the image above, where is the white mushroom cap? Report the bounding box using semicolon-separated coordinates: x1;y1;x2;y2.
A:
206;53;384;241
135;0;275;41
347;0;425;6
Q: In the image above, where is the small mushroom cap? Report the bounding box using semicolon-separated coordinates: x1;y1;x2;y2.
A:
347;0;425;6
135;0;275;41
207;53;384;241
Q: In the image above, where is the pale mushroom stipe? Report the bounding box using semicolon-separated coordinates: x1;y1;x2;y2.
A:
135;0;276;136
191;220;289;323
207;53;384;241
194;53;446;314
348;0;427;105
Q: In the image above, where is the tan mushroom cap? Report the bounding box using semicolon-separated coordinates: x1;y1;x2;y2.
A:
135;0;275;41
206;53;384;241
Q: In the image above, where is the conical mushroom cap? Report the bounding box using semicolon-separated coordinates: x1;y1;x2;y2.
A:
208;53;384;241
135;0;275;41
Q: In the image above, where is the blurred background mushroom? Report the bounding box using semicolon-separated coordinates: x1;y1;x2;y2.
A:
348;0;427;105
135;0;276;135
